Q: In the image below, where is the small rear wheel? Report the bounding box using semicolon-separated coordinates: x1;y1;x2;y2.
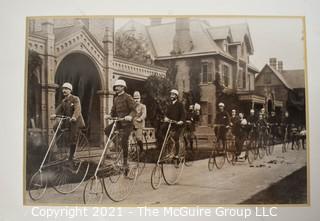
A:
83;177;104;204
151;165;162;189
29;170;48;201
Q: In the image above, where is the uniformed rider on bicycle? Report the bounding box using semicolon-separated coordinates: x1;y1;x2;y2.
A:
163;89;185;159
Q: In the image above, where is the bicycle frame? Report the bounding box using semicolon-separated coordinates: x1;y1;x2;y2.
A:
38;116;68;172
94;118;123;178
156;121;174;166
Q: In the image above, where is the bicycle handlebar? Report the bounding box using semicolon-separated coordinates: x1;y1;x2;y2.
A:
55;115;71;120
161;118;181;124
105;117;125;121
213;124;228;128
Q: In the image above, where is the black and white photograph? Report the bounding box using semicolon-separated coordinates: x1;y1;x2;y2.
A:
24;15;308;206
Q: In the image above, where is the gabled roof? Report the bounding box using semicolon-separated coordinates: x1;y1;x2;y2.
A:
258;64;291;89
54;25;81;41
257;64;305;90
248;62;259;73
229;23;254;54
145;20;228;58
207;26;232;41
281;69;305;89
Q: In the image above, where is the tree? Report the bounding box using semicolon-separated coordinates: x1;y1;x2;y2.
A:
143;75;173;147
143;74;173;119
115;30;150;64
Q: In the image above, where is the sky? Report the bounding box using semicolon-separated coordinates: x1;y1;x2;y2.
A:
114;16;305;70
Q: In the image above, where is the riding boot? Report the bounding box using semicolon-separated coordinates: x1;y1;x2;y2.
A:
69;144;76;160
137;140;144;153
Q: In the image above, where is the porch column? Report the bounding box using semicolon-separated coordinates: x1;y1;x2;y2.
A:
40;19;57;144
97;90;114;147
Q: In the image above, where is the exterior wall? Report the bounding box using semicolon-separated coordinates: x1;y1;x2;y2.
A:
218;59;233;90
248;70;255;91
240;41;248;62
255;67;289;111
200;84;216;126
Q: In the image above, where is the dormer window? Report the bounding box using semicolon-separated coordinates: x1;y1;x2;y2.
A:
223;41;228;52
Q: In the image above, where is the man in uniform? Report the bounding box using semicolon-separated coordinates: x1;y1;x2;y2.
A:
51;82;85;160
185;104;200;151
133;91;147;155
230;109;239;136
268;110;279;143
104;79;136;170
164;89;185;158
247;109;258;138
214;102;230;148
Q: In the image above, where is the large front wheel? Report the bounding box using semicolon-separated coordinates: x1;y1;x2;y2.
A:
246;138;256;164
226;139;235;165
161;138;185;185
52;161;90;194
214;140;226;169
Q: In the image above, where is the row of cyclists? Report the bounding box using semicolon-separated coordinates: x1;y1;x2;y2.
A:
215;102;306;160
50;80;305;172
50;80;200;173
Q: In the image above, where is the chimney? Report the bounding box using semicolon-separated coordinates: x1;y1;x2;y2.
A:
278;60;283;73
150;18;162;26
172;18;193;54
269;57;277;70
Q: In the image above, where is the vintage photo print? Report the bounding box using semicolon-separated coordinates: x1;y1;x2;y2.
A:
24;16;307;206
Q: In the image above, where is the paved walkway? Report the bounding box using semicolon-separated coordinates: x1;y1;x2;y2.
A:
25;145;307;206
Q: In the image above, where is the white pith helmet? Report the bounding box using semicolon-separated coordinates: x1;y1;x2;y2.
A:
170;89;179;96
62;82;73;91
133;91;141;99
218;102;225;107
114;79;127;89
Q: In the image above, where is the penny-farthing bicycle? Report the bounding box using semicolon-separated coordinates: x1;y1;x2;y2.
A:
28;115;90;200
208;124;227;171
150;119;185;190
83;117;139;203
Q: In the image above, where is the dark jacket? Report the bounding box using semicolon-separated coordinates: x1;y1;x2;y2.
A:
166;100;186;122
110;92;137;125
247;114;258;125
215;110;230;126
55;94;85;128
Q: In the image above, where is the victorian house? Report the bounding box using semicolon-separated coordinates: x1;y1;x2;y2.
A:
255;58;306;124
118;18;260;131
